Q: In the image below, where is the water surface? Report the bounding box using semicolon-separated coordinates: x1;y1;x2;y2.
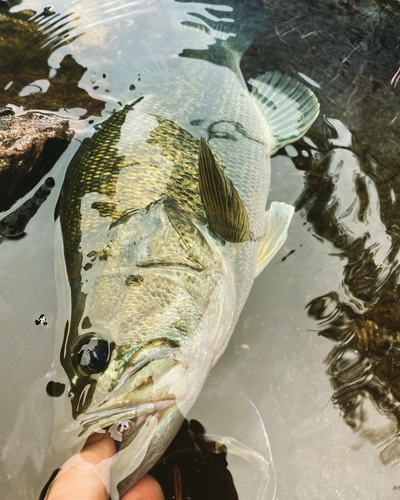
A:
1;0;400;498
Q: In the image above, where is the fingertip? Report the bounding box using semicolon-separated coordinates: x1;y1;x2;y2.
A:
47;433;116;500
85;432;108;446
82;432;116;463
121;474;164;500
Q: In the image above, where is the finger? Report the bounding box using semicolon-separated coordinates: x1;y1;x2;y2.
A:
80;431;116;464
121;474;164;500
47;433;116;500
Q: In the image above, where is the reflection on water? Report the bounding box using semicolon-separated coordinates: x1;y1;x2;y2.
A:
302;122;400;465
0;4;104;117
240;0;400;473
1;0;400;498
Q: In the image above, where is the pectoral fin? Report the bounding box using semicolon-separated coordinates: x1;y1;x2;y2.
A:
198;137;250;243
256;202;294;277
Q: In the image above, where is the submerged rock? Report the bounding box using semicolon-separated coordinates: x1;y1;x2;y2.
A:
0;109;73;212
0;177;55;244
0;8;105;117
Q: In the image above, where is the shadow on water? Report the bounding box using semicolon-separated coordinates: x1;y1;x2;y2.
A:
151;419;238;500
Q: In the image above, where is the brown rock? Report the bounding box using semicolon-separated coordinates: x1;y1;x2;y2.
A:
0;109;74;212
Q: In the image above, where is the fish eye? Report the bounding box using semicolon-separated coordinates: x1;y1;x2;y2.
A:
76;336;110;375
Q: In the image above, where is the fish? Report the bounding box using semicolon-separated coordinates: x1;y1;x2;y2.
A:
49;0;320;497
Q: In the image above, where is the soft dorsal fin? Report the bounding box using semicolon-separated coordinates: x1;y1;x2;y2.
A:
249;72;320;155
198;138;250;243
256;202;294;277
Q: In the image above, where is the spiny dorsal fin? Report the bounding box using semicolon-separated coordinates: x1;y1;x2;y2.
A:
249;72;320;155
198;138;250;243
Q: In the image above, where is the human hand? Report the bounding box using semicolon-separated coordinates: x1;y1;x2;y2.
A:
47;432;164;500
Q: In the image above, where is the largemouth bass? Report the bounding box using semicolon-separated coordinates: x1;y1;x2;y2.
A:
49;0;319;497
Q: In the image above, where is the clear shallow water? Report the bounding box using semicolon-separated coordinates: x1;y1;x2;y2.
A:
1;0;400;498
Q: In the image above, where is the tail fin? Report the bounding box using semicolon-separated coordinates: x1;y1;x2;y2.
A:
250;72;320;155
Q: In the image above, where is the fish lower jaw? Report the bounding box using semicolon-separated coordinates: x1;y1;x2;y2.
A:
76;399;176;439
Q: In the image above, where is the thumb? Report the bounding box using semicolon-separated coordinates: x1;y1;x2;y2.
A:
47;432;116;500
121;474;165;500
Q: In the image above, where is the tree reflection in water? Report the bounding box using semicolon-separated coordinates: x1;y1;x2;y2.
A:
291;116;400;465
238;0;400;468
